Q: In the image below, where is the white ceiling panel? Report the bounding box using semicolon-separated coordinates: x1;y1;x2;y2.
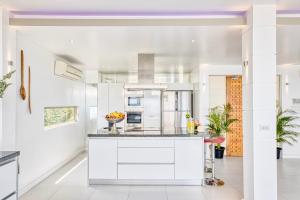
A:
17;26;243;73
1;0;251;13
1;0;300;14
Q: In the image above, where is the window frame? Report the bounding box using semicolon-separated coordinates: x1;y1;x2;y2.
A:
44;106;79;130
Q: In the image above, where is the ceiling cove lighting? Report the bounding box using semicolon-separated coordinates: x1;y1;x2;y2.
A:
10;10;246;18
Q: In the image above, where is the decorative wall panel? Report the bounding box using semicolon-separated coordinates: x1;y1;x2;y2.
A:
226;76;243;156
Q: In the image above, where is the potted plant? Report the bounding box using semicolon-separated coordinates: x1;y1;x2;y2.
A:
207;104;237;159
276;108;300;159
0;70;15;98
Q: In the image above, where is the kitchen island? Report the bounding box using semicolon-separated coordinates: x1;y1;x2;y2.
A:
88;130;206;185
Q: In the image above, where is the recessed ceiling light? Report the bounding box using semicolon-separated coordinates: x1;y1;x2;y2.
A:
191;40;195;43
69;39;75;44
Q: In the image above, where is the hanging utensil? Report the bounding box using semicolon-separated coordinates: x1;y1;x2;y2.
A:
28;66;32;114
20;50;26;100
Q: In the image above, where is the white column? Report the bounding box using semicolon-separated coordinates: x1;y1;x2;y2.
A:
242;4;277;200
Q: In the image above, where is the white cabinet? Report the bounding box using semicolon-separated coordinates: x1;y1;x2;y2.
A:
0;160;17;200
108;84;124;113
89;137;204;185
175;139;204;180
98;83;109;129
88;139;117;179
118;138;174;148
118;164;174;180
118;147;174;163
98;83;124;129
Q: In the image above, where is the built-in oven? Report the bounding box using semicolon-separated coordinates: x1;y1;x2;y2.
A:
125;90;144;110
125;111;143;131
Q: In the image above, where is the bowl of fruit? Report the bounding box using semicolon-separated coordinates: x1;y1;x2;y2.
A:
105;112;125;133
105;111;125;123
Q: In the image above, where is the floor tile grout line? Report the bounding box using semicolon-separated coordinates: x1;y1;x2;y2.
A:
87;188;96;200
165;185;169;200
46;186;61;200
126;185;132;200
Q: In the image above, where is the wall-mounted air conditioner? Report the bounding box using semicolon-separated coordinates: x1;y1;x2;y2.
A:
54;60;83;80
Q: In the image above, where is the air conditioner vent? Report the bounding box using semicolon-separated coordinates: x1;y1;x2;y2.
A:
54;60;83;81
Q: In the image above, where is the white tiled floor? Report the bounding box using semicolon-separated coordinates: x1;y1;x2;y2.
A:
20;152;300;200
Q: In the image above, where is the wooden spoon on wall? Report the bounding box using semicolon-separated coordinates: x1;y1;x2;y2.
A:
20;50;26;100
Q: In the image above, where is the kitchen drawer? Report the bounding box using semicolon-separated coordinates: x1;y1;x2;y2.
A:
118;139;174;148
118;164;174;179
0;160;17;200
118;148;174;163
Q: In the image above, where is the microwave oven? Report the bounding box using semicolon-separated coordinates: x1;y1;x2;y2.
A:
125;90;144;109
128;97;142;107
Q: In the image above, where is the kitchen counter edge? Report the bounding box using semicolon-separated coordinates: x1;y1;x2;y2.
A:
88;133;207;138
0;151;20;164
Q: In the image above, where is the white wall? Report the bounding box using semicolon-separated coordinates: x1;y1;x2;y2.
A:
2;26;17;150
85;84;98;134
14;34;86;194
197;65;242;124
278;66;300;158
0;8;9;149
209;76;226;108
199;65;300;158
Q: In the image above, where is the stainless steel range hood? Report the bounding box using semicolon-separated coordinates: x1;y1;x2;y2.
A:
124;53;167;90
138;53;154;84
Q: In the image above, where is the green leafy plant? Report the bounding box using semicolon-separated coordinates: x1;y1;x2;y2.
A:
276;108;300;146
207;103;238;148
0;70;15;98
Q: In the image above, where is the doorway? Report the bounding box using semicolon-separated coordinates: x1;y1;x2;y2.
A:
209;75;243;157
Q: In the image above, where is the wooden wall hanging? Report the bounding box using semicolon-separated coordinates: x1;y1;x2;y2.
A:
20;50;26;100
226;76;243;157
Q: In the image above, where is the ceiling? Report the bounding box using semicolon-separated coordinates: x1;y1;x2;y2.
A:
0;0;251;14
4;0;300;73
17;26;242;73
1;0;300;15
16;25;300;73
277;26;300;66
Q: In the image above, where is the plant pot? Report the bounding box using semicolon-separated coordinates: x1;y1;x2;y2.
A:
277;147;282;159
215;146;225;159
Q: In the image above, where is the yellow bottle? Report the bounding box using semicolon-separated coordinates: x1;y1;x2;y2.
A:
187;118;195;134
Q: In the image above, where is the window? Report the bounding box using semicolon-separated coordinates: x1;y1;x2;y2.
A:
44;106;78;128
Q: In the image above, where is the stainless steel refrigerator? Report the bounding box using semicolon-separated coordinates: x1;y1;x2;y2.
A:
162;91;193;131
